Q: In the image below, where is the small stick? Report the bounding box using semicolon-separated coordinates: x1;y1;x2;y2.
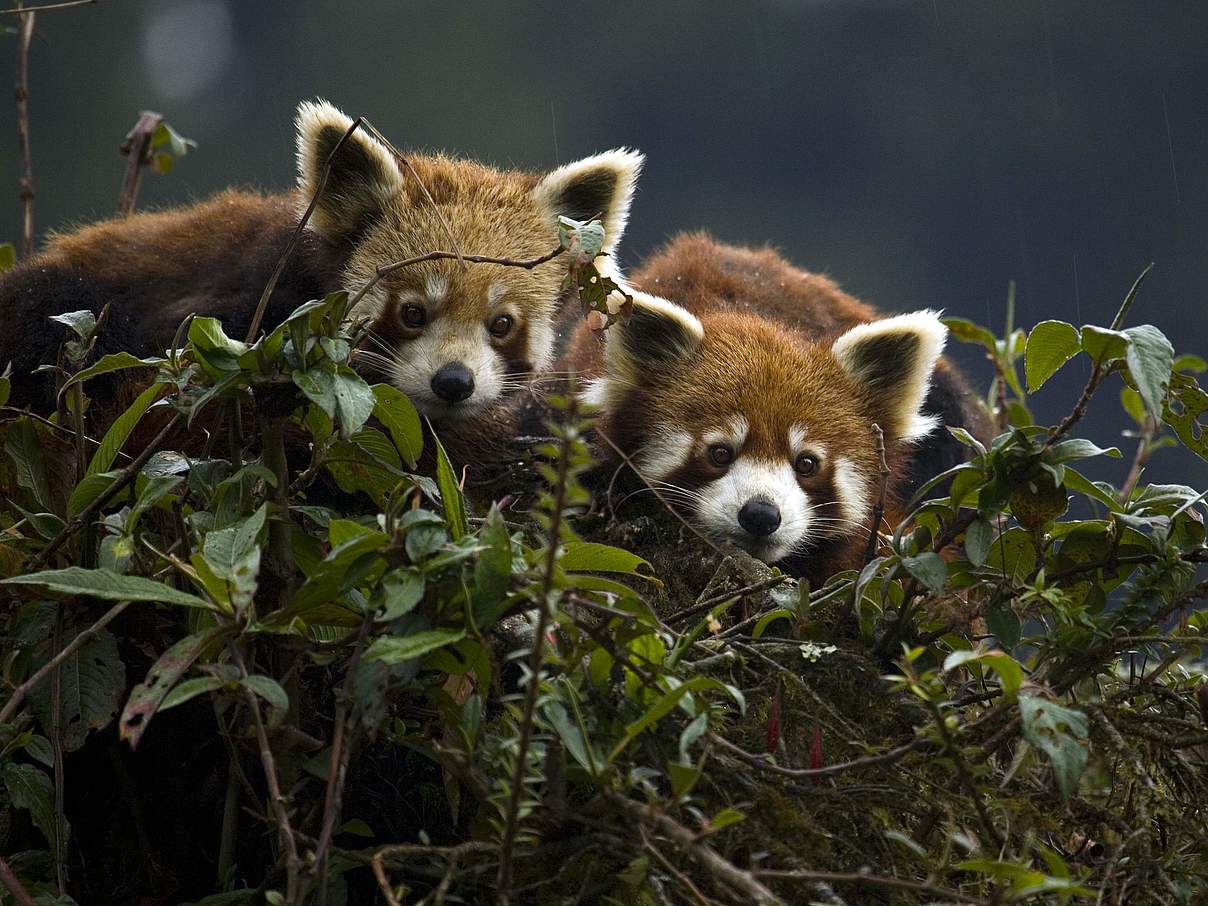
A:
862;423;890;565
0;857;37;906
1118;413;1156;504
245;115;365;343
708;729;925;779
754;869;990;906
15;3;35;257
667;575;790;626
117;110;163;216
1;0;95;12
0;601;130;724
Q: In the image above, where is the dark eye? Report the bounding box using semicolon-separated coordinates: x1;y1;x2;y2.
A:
708;444;734;467
794;453;819;477
401;304;427;328
488;314;514;338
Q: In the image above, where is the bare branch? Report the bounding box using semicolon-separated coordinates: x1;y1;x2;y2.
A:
15;4;35;257
117;110;163;216
862;422;890;565
1;0;95;12
0;601;129;724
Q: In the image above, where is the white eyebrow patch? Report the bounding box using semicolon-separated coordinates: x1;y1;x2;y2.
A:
831;455;872;535
487;282;509;307
789;423;809;451
425;273;449;304
704;416;749;449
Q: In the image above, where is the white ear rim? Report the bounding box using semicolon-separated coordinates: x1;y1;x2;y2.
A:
579;290;703;415
832;309;948;442
534;148;645;257
294;99;403;208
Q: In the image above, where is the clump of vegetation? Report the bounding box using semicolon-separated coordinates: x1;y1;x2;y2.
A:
0;85;1206;903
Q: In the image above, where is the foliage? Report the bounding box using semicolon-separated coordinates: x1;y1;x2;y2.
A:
0;250;1206;906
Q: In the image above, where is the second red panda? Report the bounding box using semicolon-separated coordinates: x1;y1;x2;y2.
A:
563;234;990;585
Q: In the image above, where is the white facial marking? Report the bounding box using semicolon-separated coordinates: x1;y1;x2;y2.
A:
635;430;695;481
425;274;449;306
696;458;811;562
527;315;554;372
832;456;873;536
703;416;749;450
487;282;509;308
789;423;809;452
386;320;502;420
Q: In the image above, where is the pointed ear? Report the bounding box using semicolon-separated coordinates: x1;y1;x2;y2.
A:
608;292;703;373
583;292;702;412
831;310;948;441
534;149;644;256
295;99;404;242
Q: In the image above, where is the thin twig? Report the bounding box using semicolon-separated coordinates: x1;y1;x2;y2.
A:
27;412;181;570
1;0;95;12
15;3;35;257
346;245;564;317
359;118;466;271
0;857;37;906
606;792;785;905
667;575;791;627
0;601;129;724
1043;262;1153;452
1118;413;1156;504
708;730;925;779
371;842;495;906
495;395;577;903
116;110;163;216
755;869;990;905
230;642;303;904
925;697;1004;850
312;613;373;904
862;423;890;565
245;115;364;343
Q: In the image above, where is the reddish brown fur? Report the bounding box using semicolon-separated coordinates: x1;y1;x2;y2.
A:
562;233;990;585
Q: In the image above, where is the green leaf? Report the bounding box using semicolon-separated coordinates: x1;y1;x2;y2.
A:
943;647;1023;699
294;365;337;420
709;807;747;831
157;676;227;712
433;433;468;540
0;374;9;407
332;366;376;438
1123;324;1174;421
49;309;97;340
900;552;947;594
1047;438;1121;464
1025;321;1081;391
3;762;61;851
4;417;53;511
86;382;163;476
241;675;290;713
0;241;14;272
364;628;466;665
965;516;992;567
371;383;423;467
471;505;512;627
561;542;655;578
3;567;218;611
120;627;232;749
188;316;249;372
942;317;999;354
378;569;425;621
126;474;183;531
986;603;1021;649
59;352;165;394
1020;695;1089;799
1080;325;1129;363
1164;373;1208;463
28;628;125;752
203;504;267;579
610;676;735;761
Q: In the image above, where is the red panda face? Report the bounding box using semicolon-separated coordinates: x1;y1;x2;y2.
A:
586;296;947;565
294;100;643;419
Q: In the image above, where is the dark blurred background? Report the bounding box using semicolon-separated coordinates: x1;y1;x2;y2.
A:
3;0;1206;484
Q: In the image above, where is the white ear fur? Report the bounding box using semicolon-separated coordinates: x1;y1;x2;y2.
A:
831;310;948;441
533;148;644;258
581;291;703;414
295;99;404;240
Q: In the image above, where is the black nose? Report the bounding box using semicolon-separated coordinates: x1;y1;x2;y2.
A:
430;362;475;403
738;498;781;538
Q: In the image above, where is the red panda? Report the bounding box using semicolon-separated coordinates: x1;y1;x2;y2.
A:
0;99;643;423
562;234;991;586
